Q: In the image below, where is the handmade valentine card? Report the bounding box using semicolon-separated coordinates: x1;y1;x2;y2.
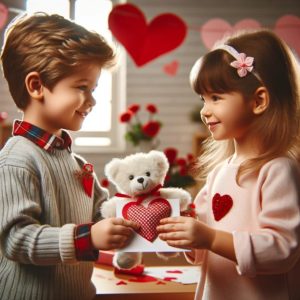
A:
116;197;185;252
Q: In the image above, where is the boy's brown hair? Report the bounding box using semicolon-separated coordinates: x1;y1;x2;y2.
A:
1;12;115;110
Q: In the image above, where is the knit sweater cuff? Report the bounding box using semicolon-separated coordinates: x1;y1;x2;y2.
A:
59;223;77;263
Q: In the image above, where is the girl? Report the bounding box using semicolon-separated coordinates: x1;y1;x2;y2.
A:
157;29;300;300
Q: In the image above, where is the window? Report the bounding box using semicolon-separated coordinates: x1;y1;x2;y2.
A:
26;0;126;152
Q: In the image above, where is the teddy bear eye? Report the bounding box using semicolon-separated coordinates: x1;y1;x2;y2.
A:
129;175;134;180
146;172;151;177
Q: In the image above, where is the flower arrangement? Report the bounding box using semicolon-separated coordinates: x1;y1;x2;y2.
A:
163;147;196;188
119;103;162;147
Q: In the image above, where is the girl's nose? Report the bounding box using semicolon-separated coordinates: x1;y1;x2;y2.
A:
200;104;211;118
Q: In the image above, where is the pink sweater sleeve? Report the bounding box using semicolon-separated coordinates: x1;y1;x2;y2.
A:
233;158;300;276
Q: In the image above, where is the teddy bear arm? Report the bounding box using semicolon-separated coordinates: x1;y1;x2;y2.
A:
100;197;119;218
160;188;192;211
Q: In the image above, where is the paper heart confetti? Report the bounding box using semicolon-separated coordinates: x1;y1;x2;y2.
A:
212;193;233;221
122;198;171;242
108;3;187;66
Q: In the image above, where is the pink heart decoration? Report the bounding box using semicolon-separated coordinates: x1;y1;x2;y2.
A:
200;18;261;49
163;60;179;76
0;2;8;30
212;193;233;221
108;3;187;67
122;198;171;242
274;15;300;56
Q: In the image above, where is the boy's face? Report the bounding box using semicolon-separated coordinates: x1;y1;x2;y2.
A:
27;64;102;135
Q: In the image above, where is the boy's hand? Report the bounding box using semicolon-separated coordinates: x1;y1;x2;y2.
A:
157;216;215;250
91;218;139;250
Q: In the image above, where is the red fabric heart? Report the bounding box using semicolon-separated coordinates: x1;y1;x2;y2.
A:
212;193;233;221
108;3;187;66
122;198;171;242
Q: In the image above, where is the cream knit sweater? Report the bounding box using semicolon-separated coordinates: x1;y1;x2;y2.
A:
0;135;107;300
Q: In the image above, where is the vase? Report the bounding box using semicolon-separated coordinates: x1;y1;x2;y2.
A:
135;139;159;153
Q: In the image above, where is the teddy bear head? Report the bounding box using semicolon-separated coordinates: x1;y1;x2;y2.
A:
105;150;169;196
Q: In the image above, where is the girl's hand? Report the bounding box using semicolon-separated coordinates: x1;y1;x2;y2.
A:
157;216;215;250
91;218;139;250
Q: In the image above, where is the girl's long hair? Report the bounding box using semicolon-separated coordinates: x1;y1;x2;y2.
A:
190;29;300;184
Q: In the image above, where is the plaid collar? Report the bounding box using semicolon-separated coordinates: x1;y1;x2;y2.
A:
13;120;72;153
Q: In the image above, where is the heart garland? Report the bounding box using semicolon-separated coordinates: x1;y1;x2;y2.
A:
108;3;187;67
212;193;233;221
122;198;172;242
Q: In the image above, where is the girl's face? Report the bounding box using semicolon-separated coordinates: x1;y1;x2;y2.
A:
200;91;256;141
33;64;101;136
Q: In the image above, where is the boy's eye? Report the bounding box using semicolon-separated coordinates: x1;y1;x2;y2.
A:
146;172;151;177
78;86;87;91
129;175;134;180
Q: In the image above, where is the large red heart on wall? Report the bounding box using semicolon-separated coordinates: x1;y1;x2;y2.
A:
122;198;172;242
108;3;187;67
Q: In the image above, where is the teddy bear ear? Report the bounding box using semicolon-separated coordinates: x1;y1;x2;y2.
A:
104;158;121;182
149;150;169;171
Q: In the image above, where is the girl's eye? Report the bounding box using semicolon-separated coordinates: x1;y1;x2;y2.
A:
200;95;205;102
129;175;134;180
212;95;221;101
146;172;151;177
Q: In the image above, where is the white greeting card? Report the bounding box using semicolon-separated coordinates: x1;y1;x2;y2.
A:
116;197;186;252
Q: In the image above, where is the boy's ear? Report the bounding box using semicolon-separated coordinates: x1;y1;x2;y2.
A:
25;72;44;100
252;87;269;115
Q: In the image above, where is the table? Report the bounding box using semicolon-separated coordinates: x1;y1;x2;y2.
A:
92;263;197;300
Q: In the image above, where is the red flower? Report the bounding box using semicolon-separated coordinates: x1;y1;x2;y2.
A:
164;148;177;165
100;178;110;188
128;104;140;114
119;111;132;123
146;104;157;114
187;153;195;162
179;166;187;176
176;158;187;166
142;121;160;137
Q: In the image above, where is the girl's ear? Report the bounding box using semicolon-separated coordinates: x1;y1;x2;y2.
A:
25;72;44;100
252;87;269;115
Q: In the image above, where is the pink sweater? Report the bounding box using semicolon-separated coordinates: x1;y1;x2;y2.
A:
187;157;300;300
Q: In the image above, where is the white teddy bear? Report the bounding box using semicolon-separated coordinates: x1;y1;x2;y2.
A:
101;150;192;270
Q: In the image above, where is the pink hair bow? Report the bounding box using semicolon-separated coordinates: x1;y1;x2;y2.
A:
230;53;254;77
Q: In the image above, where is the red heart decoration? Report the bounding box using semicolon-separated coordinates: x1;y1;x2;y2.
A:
108;4;187;66
122;198;171;242
212;193;233;221
274;15;300;56
200;18;261;49
0;3;8;30
163;60;179;76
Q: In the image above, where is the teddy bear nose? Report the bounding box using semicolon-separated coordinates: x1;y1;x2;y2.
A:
137;177;144;184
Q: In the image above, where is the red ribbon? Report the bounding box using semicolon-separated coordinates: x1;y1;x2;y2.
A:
115;184;162;205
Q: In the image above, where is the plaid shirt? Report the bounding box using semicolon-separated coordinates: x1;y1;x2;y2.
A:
13;120;72;152
13;120;98;261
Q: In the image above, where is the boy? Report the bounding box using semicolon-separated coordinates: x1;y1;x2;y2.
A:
0;13;138;300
